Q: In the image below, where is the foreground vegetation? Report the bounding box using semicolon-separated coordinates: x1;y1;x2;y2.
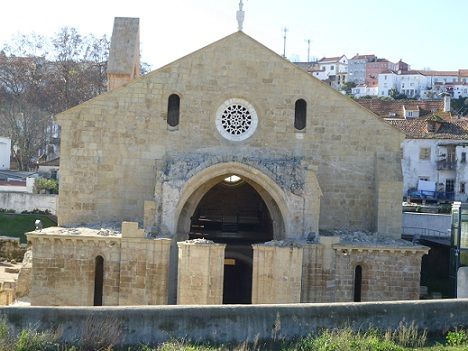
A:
0;323;467;351
0;212;56;242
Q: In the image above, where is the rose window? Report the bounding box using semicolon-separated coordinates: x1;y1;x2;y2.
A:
215;98;258;141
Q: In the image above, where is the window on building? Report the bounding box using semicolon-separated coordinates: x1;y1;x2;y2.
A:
419;147;431;160
94;256;104;306
427;122;438;132
354;265;362;302
461;182;466;194
419;176;430;182
446;179;455;193
461;152;466;163
294;99;307;130
330;65;335;70
167;94;180;128
448;147;456;163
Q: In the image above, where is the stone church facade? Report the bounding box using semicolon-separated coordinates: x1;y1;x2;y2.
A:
27;18;428;306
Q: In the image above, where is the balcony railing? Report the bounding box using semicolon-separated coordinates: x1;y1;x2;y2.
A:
437;159;457;170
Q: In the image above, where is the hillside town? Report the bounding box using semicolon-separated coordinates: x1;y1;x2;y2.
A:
295;54;468;103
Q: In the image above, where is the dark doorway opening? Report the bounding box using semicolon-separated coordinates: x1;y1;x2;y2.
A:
189;176;274;304
223;255;252;304
94;256;104;306
354;265;362;302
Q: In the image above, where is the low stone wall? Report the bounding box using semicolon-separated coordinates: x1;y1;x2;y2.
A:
403;212;451;236
2;300;468;346
0;192;57;215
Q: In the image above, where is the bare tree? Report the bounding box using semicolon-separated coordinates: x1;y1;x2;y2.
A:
0;28;110;170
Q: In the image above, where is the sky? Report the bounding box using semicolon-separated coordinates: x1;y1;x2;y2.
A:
0;0;466;71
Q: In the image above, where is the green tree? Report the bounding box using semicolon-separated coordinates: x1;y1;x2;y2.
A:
342;81;357;95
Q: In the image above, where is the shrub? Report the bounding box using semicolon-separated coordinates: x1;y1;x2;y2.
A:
34;178;58;194
0;209;16;214
20;209;51;215
15;329;58;351
446;329;468;346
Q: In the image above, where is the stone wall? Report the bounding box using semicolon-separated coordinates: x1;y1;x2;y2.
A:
333;246;426;301
300;238;428;303
403;212;451;236
28;224;172;306
29;234;122;306
0;192;56;214
27;225;428;306
3;300;468;346
118;222;171;305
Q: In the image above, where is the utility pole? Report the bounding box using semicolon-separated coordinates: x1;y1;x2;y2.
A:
282;27;288;58
306;39;311;62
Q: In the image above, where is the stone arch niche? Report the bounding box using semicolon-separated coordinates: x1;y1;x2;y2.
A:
158;160;322;303
174;162;288;240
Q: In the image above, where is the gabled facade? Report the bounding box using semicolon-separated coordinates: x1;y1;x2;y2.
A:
27;20;428;307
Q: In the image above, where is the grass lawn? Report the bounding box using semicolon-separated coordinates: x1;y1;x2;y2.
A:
0;213;57;243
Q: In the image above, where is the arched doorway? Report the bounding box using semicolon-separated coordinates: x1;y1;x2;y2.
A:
189;175;274;304
172;162;289;304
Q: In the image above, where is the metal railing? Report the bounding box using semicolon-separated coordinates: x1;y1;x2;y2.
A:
436;159;457;170
402;226;450;240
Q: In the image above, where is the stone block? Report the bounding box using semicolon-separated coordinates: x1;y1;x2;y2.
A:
252;243;304;304
122;221;145;238
177;240;226;305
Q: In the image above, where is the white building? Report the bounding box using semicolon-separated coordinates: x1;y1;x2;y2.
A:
388;116;468;202
378;69;468;100
0;137;11;170
351;84;379;98
356;97;468;201
378;71;431;98
313;55;348;88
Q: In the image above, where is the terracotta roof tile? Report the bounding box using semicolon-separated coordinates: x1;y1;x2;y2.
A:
350;54;376;60
386;118;468;139
318;55;344;62
356;99;443;119
421;70;458;76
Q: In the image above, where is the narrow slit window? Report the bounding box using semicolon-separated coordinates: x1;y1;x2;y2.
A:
294;99;307;130
167;94;180;127
354;265;362;302
94;255;104;306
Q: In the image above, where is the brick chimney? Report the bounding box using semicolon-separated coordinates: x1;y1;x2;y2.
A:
443;94;451;113
107;17;140;91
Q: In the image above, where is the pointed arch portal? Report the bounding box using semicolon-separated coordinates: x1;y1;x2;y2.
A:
174;162;288;303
